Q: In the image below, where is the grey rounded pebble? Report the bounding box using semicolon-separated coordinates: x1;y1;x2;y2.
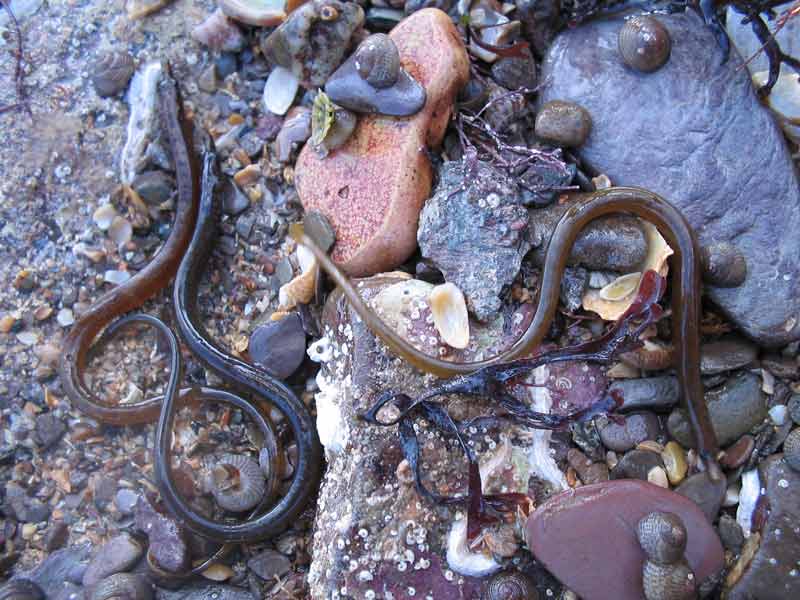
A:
784;428;800;472
92;51;135;97
611;376;680;412
717;513;744;552
611;449;665;481
132;171;175;206
700;242;747;288
535;100;592;147
82;533;144;586
789;393;800;425
247;549;291;581
304;210;336;253
675;472;726;522
34;413;66;449
249;313;306;380
599;412;662;452
275;258;294;286
114;489;141;515
222;180;250;216
490;48;537;91
699;335;757;375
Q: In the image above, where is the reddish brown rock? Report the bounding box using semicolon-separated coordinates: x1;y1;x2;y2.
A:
526;480;724;600
295;9;469;276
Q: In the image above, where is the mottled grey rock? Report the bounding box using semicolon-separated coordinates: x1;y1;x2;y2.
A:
4;481;50;523
247;549;291;581
535;100;592;147
83;533;144;586
725;456;800;599
34;412;65;449
540;11;800;346
249;313;306;379
559;266;588;312
717;513;744;552
303;210;336;254
700;336;758;375
667;372;767;448
567;448;609;484
134;495;189;575
611;449;664;481
221;179;249;216
13;544;92;597
611;376;680;412
599;411;662;452
156;584;255;600
418;159;530;321
529;194;647;272
132;170;175;206
675;472;726;522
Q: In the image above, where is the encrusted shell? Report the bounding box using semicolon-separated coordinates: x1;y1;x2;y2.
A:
642;560;697;600
354;33;400;89
92;51;135;97
0;580;44;600
637;511;687;565
481;570;539;600
618;16;671;73
89;573;153;600
429;282;470;349
700;242;747;288
203;453;266;513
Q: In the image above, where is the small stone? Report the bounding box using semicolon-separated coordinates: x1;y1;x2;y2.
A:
567;448;609;484
192;8;245;52
197;64;218;93
21;523;37;540
216;53;238;79
104;270;131;285
13;269;37;291
43;521;69;552
761;353;799;380
249;313;306;379
769;404;788;426
790;394;800;425
667;372;766;448
56;308;74;327
275;257;294;285
202;563;235;582
560;266;588;313
134;495;190;574
235;214;255;240
296;8;470;276
247;549;291;581
34;413;65;449
490;47;537;91
233;164;261;187
717;513;744;552
417;159;529;321
675;472;726;522
611;449;665;482
114;489;140;515
720;434;755;470
219;0;287;26
611;376;680;412
700;336;758;375
784;428;800;472
599;412;662;452
132;170;175;206
535;100;592;147
82;533;143;586
304;211;336;254
661;441;688;486
222;179;250;216
526;480;724;600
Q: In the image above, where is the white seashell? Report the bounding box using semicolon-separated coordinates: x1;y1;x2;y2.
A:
93;203;118;230
263;66;300;116
219;0;287;26
56;308;75;327
108;216;133;247
737;468;760;538
724;483;741;508
121;61;163;184
768;404;787;426
446;518;501;577
598;272;642;301
278;263;316;310
429;283;470;349
296;243;316;273
647;465;669;488
104;270;131;285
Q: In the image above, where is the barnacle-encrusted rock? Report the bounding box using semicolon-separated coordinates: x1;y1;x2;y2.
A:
526;480;723;600
540;11;800;346
417;159;529;322
260;0;365;88
295;8;470;276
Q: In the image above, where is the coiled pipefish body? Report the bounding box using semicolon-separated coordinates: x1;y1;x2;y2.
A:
291;187;722;479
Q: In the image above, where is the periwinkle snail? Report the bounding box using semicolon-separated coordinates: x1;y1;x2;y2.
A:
784;427;800;472
637;512;698;600
354;33;400;89
89;573;153;600
482;569;539;600
618;16;671;73
0;580;44;600
201;452;266;513
92;51;136;97
699;242;747;288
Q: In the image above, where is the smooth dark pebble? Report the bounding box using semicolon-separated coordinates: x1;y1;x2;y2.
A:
215;53;238;79
92;475;118;507
598;412;662;452
275;257;294;285
675;472;726;522
43;521;69;552
535;100;592;147
761;353;799;380
610;449;664;481
249;314;306;380
304;211;336;254
218;235;238;256
717;514;744;552
699;335;757;375
611;376;680;412
235;214;256;240
132;171;175;206
720;434;755;470
247;549;291;581
82;533;143;586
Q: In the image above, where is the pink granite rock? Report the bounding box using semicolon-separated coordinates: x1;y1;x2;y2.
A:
295;8;469;276
526;480;724;600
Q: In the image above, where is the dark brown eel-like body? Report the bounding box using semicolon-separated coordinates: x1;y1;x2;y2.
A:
59;72;198;425
292;187;721;476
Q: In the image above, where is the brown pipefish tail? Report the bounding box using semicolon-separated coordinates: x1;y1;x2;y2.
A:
292;186;721;477
58;66;200;425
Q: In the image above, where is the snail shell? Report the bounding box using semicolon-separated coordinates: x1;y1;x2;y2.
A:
0;580;44;600
92;51;136;97
642;559;698;600
354;33;400;89
637;511;687;565
784;427;800;472
89;574;153;600
203;453;266;513
618;16;671;73
481;570;539;600
699;242;747;288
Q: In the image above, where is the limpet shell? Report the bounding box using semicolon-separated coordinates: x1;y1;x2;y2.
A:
429;282;470;349
618;15;671;73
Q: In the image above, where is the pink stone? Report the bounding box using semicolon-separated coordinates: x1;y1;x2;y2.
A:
295;8;469;276
526;480;724;600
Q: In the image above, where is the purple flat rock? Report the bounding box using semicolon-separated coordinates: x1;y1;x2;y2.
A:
526;480;723;600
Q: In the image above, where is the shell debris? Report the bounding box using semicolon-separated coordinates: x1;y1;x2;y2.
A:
429;282;470;349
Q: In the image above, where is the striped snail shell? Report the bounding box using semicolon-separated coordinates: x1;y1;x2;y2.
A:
481;569;539;600
92;51;136;97
202;452;266;513
637;511;687;565
618;16;671;73
642;559;698;600
354;33;400;89
89;573;153;600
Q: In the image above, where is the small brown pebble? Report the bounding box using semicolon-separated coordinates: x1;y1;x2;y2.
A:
535;100;592;147
233;164;262;187
720;434;755;470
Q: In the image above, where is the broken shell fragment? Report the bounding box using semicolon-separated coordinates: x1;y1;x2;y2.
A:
429;282;470;349
219;0;289;26
278;249;318;310
263;66;300;116
311;92;356;158
598;271;642;301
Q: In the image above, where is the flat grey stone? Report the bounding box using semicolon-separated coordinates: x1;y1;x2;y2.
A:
540;11;800;346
